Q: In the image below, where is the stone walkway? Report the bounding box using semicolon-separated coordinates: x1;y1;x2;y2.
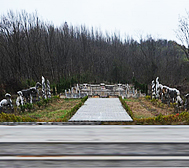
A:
69;98;133;122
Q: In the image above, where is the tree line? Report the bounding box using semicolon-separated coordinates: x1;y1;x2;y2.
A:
0;10;189;97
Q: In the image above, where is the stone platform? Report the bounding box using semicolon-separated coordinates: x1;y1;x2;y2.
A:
69;98;133;122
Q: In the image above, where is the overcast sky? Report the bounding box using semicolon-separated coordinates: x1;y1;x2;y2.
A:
1;0;189;43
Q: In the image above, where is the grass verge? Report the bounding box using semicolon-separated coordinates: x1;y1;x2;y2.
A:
0;96;88;122
119;96;134;119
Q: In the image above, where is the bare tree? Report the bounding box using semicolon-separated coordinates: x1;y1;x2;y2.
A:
176;11;189;60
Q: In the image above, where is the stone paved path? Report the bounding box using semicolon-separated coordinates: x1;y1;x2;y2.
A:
69;98;133;121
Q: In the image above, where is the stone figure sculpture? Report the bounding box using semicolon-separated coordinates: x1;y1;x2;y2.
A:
29;82;41;102
126;84;130;94
0;93;13;112
151;80;156;99
76;84;79;93
65;89;67;97
42;76;47;99
46;79;51;99
155;77;160;99
16;91;24;107
71;87;73;94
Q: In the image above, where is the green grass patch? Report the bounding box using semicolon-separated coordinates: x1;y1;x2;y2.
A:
0;96;85;122
124;98;139;102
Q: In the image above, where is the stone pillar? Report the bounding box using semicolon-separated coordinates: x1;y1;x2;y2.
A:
42;76;47;99
47;79;51;99
152;80;156;99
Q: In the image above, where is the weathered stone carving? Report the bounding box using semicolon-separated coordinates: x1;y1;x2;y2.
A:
64;83;145;99
20;82;41;104
42;76;47;99
151;80;156;99
30;82;41;103
0;93;13;113
185;94;189;110
46;79;51;99
16;91;24;107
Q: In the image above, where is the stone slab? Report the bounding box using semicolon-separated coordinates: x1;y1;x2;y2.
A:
69;98;133;121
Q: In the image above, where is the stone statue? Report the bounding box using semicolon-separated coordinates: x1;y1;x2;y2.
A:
21;82;41;104
42;76;47;99
151;80;156;99
79;89;81;98
185;94;189;110
46;79;51;99
0;93;13;112
16;91;24;107
71;87;73;94
30;82;41;102
65;89;67;97
132;87;135;95
76;84;79;93
125;84;130;98
155;77;160;99
176;94;183;107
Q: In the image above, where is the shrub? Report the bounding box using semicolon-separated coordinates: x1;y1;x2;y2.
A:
81;96;88;103
20;105;26;113
150;98;158;103
53;95;60;99
119;96;134;119
133;112;189;125
36;100;43;108
25;103;33;111
145;95;151;100
0;112;36;122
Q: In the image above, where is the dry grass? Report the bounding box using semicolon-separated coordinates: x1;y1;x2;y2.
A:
20;98;80;122
125;97;175;119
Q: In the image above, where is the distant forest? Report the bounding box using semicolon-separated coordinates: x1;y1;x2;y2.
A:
0;11;189;95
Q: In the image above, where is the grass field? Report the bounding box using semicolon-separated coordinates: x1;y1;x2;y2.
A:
0;97;83;122
20;98;81;121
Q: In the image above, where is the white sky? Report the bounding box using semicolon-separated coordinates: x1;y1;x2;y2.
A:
1;0;189;43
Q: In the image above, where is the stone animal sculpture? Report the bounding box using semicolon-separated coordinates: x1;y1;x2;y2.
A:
0;93;13;112
162;86;183;106
185;94;189;110
161;86;170;103
30;82;41;102
168;88;181;103
20;82;41;104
